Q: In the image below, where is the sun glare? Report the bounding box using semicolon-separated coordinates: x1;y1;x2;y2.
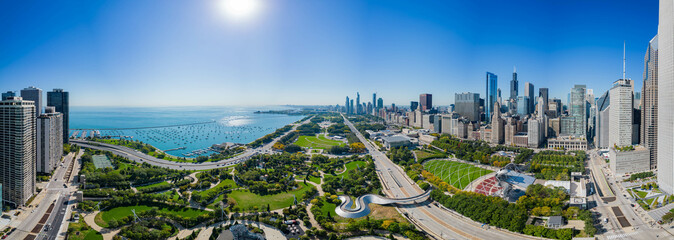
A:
218;0;261;21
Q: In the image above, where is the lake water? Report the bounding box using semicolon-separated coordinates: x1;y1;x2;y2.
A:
69;106;304;157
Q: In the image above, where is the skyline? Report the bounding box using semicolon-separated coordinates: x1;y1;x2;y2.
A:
0;0;658;107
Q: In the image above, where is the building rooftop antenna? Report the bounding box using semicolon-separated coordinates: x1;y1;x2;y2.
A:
623;41;626;80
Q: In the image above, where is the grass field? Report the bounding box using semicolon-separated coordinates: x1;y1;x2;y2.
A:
414;149;447;161
95;204;208;227
317;199;406;231
295;134;346;149
135;181;171;191
67;218;103;240
336;161;366;178
193;179;237;200
634;189;648;198
229;183;315;211
424;160;492;189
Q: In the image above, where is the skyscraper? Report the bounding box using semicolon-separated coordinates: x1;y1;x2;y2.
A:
643;35;659;169
455;92;480;122
486;72;498;120
525;82;534;115
356;92;360;114
609;79;634;147
510;67;518;101
20;86;42;115
420;93;432;111
410;101;419;111
372;93;377;114
377;98;383;110
595;91;611;149
37;107;63;173
0;97;36;207
570;85;587;137
491;101;504;144
1;91;15;101
517;96;530;116
47;89;70;143
658;0;674;194
345;96;350;114
539;88;549;115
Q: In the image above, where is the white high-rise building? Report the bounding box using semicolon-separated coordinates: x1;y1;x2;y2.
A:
37;107;63;174
609;79;634;148
658;0;674;194
0;97;36;207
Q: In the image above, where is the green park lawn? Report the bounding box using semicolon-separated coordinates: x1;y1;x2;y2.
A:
424;160;492;189
295;134;346;149
336;161;366;178
67;218;103;240
135;181;171;191
95;204;209;227
193;179;237;199
229;183;315;211
413;149;447;161
634;189;649;199
309;175;322;185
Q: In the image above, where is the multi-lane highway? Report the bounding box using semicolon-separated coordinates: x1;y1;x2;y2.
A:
342;114;541;240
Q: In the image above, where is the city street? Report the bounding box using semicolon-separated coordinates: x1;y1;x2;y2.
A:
8;149;81;240
586;149;673;239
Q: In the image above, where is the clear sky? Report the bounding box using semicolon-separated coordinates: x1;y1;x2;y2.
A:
0;0;658;107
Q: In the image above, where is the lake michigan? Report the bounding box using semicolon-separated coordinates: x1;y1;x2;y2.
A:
69;106;304;157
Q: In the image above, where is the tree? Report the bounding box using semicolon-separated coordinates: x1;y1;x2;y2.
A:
349;143;366;153
284;144;303;153
272;142;285;150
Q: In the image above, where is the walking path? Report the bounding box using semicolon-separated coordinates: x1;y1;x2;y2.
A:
82;211;120;240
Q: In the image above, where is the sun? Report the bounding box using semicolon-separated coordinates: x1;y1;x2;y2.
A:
218;0;262;21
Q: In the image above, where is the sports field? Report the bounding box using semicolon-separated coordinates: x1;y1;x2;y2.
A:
424;160;492;189
92;155;113;169
295;134;346;149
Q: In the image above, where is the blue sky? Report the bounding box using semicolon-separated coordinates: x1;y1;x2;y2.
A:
0;0;658;107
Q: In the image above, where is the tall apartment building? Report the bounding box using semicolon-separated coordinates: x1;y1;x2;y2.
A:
455;92;480;122
642;35;659;169
486;72;498;120
0;97;36;207
47;89;69;143
420;93;432;111
20;86;42;115
37;107;63;173
658;0;674;194
609;79;634;147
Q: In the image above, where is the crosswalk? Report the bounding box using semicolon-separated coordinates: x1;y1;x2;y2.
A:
606;231;640;240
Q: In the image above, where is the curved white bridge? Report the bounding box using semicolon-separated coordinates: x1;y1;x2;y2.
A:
335;190;432;218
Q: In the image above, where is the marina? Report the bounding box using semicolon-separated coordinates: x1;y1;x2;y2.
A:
69;106;305;157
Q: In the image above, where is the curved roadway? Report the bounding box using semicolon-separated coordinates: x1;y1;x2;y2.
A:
336;190;431;218
70;117;311;171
